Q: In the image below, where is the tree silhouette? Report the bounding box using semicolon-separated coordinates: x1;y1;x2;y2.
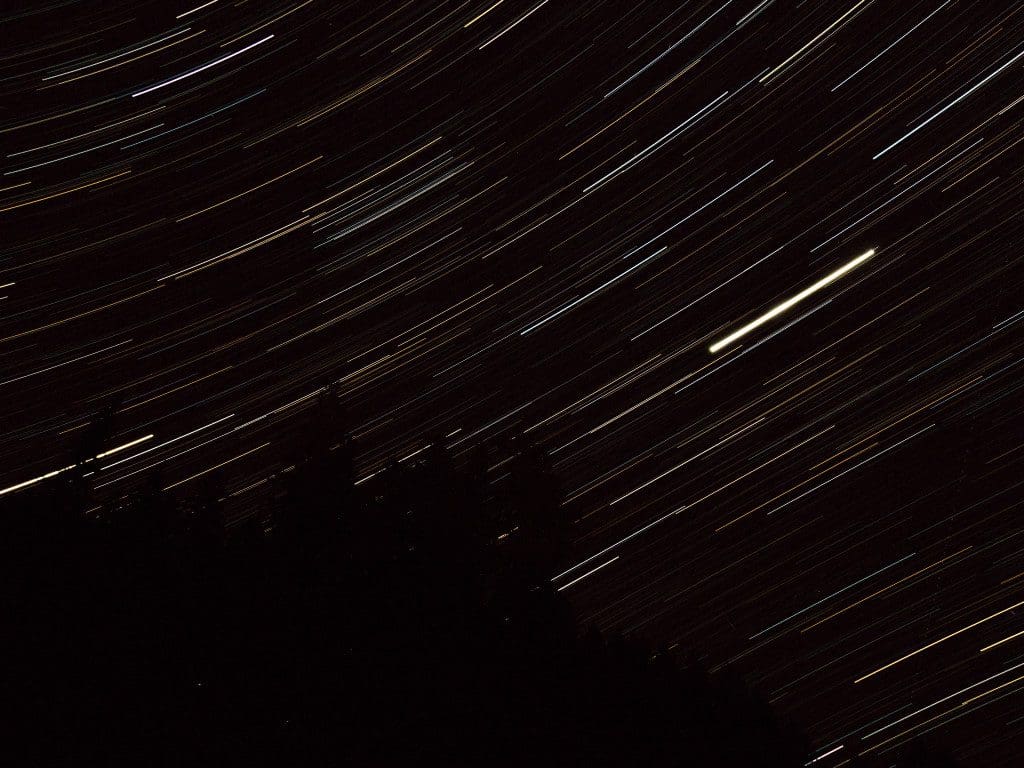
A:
2;420;964;768
275;384;356;547
71;397;121;467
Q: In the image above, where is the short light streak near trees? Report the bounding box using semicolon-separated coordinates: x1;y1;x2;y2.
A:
0;434;154;497
708;248;876;354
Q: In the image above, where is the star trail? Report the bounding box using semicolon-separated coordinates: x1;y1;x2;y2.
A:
3;1;1024;764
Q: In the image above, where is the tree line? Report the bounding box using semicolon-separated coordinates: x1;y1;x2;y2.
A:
3;389;958;767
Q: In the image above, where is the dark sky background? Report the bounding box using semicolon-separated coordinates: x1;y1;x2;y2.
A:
3;1;1024;764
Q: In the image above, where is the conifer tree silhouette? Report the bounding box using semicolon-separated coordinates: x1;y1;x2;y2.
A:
2;417;966;768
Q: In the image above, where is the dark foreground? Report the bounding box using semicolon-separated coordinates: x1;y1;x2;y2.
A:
5;400;957;767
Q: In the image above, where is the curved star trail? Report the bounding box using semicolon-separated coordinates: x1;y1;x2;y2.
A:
3;2;1024;764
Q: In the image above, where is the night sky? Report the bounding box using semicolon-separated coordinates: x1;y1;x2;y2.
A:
4;1;1024;764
